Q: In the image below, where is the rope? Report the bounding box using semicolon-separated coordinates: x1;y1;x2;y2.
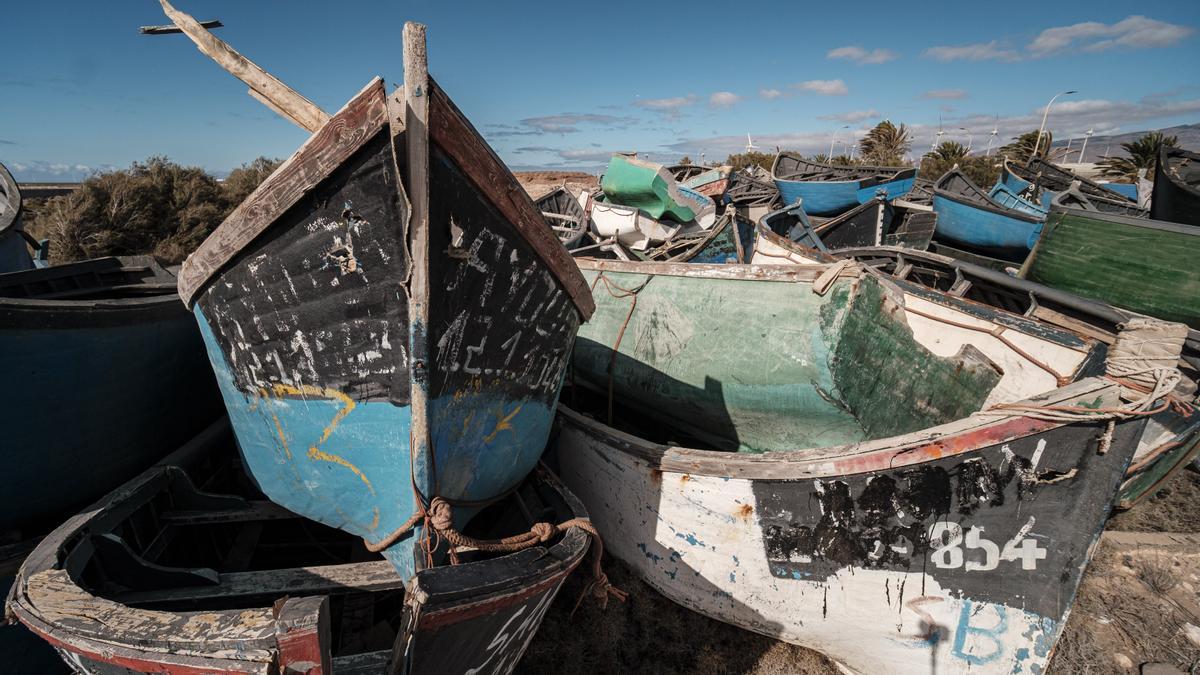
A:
901;304;1072;386
595;273;653;425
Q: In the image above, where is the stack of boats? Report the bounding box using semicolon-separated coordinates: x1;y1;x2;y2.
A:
3;5;1200;674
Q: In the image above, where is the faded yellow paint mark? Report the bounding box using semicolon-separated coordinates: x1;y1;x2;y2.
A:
483;405;521;443
461;411;475;434
308;446;375;495
264;383;374;496
369;506;381;531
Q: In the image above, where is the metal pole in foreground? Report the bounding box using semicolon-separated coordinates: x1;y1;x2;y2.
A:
829;125;848;159
1033;90;1076;158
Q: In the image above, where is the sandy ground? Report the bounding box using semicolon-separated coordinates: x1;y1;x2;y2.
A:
514;171;598;201
522;468;1200;674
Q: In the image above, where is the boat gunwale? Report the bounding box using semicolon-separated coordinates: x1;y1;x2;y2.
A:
1047;202;1200;235
0;160;22;235
1003;156;1136;202
574;257;853;281
933;168;1045;224
770;151;914;185
556;377;1117;480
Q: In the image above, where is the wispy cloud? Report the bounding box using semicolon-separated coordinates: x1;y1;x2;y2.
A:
633;95;700;119
708;91;740;108
512;146;560;153
487;113;635;138
557;149;619;164
6;161;115;182
923;41;1018;62
1030;15;1193;57
827;46;899;64
921;89;968;100
759;88;784;100
0;139;16;146
818;109;881;124
792;79;849;96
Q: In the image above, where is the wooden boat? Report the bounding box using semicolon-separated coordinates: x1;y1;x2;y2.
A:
932;169;1045;261
0;255;222;533
726;167;781;224
577;187;684;251
6;418;594;674
999;157;1134;208
554;258;1191;674
1099;181;1139;201
771;152;916;215
759;198;936;252
0;161;36;272
668;164;732;200
1150;146;1200;227
535;186;591;250
601;155;714;223
1022;187;1200;330
894;177;935;209
163;10;593;580
631;212;755;264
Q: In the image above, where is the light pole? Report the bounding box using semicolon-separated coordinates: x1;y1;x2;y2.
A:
932;128;946;152
850;144;858;160
829;125;848;160
986;126;999;156
1078;129;1094;162
959;127;973;153
1033;89;1076;158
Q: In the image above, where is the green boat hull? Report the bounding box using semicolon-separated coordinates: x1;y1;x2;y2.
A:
1022;207;1200;329
600;155;707;223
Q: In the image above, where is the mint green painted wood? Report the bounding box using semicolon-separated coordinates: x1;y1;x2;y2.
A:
1023;207;1200;329
600;155;700;222
572;267;1000;452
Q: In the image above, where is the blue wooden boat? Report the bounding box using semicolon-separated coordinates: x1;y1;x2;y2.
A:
1100;181;1139;200
174;23;593;580
770;152;915;215
932;168;1046;261
998;157;1134;208
988;182;1050;218
0;256;222;532
0;161;36;273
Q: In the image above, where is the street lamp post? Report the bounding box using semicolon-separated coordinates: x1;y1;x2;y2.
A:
1032;89;1076;158
1078;129;1094;163
829;125;848;159
985;126;999;156
959;127;973;153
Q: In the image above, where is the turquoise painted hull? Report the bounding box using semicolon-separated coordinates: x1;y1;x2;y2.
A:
932;193;1045;257
195;309;559;579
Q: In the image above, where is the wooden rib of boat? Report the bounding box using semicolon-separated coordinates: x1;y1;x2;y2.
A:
1150;146;1200;227
932;169;1045;261
726;167;781;224
894;177;935;209
632;212;755;264
667;164;732;200
554;258;1189;674
0;255;222;533
167;14;593;580
771;152;916;215
999;157;1134;208
6;419;591;674
535;186;590;250
1022;187;1200;330
0;161;36;273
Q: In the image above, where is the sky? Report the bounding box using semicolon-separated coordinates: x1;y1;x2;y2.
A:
2;1;1199;181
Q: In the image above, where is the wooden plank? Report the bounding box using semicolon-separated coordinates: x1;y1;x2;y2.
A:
139;19;222;34
275;596;331;675
178;78;388;305
157;0;328;132
115;560;404;605
159;501;298;526
427;78;595;319
248;87;310;130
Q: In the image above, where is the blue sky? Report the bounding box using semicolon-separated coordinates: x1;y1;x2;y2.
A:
2;1;1198;180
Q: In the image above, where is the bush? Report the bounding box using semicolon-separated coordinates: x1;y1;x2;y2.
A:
918;155;1001;188
28;156;281;264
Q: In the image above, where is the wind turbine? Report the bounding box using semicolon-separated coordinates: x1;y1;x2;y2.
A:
1078;128;1094;163
985;119;999;157
745;133;759;152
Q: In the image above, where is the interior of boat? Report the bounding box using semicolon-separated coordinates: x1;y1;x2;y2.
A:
0;256;179;301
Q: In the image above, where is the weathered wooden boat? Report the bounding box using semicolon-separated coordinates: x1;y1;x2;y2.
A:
932;169;1046;261
162;9;593;580
999;157;1135;208
986;183;1049;219
771;152;916;215
555;258;1191;674
0;160;37;273
1022;187;1200;330
632;212;756;264
535;186;591;250
6;418;596;674
760;197;937;252
726;167;781;224
0;255;222;533
894;177;935;209
1150;146;1200;227
1099;181;1139;201
577;187;684;251
668;164;732;199
602;155;714;223
834;246;1200;507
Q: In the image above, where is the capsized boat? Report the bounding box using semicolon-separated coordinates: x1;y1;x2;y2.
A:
1150;146;1200;227
932;168;1046;261
726;166;781;224
6;418;594;674
555;258;1192;674
999;157;1135;208
162;8;593;579
601;155;715;223
0;161;37;273
535;185;591;251
0;255;222;533
668;164;732;200
771;152;916;215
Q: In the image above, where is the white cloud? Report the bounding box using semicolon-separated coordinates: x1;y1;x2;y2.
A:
818;109;881;124
1029;15;1193;56
759;88;784;100
921;89;968;100
923;41;1018;62
708;91;740;108
827;46;899;64
792;79;849;96
633;95;699;119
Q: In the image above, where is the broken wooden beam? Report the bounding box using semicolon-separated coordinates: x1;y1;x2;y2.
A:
139;19;222;34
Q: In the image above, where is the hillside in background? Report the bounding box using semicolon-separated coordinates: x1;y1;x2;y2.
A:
1047;123;1200;163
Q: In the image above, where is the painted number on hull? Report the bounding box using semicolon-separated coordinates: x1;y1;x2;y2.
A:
930;521;1047;571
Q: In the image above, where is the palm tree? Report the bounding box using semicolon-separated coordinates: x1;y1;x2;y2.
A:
926;141;968;163
858;121;912;166
829;154;856;166
810;154;831;163
1097;131;1178;181
999;130;1049;163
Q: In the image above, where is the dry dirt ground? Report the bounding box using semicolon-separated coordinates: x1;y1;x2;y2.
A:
522;468;1200;674
514;171;598;201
